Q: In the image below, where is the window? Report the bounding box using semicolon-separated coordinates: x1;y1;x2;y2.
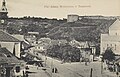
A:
110;44;112;46
16;66;20;73
116;33;117;35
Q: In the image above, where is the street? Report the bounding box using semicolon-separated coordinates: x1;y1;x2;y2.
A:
27;54;117;77
27;65;50;77
42;55;102;77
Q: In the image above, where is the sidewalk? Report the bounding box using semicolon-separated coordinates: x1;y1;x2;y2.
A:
27;65;50;77
102;70;119;77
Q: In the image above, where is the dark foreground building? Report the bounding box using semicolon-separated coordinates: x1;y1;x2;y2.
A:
0;47;25;77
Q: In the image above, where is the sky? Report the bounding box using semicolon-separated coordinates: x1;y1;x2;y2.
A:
0;0;120;19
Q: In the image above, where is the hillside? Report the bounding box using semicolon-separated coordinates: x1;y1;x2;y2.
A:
1;16;116;42
48;17;116;43
4;17;67;37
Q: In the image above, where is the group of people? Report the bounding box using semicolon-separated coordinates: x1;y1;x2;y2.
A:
23;71;28;77
52;67;58;73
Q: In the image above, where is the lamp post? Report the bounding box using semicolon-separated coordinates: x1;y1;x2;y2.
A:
101;61;103;77
44;50;47;67
90;68;93;77
51;50;54;77
101;56;103;75
51;58;53;77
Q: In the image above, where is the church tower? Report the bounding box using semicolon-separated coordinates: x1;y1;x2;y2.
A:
0;0;8;31
0;0;8;19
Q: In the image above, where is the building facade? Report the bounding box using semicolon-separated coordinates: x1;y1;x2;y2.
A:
67;14;79;22
0;30;21;58
0;47;26;77
101;19;120;55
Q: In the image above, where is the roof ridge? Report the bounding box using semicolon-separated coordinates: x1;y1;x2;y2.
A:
0;30;21;42
4;31;21;41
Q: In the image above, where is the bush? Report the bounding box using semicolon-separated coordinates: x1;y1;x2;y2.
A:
102;47;115;61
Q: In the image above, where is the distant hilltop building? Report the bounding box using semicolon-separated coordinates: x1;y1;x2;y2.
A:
67;14;116;22
0;0;8;19
67;14;79;22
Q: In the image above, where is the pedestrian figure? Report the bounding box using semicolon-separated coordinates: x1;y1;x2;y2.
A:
25;72;28;77
23;71;25;77
52;67;58;73
85;61;87;66
26;73;28;77
80;57;82;63
116;72;119;77
37;66;39;70
55;68;58;73
52;68;54;73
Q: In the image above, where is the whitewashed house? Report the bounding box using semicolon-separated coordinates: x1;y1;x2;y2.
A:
101;19;120;55
24;32;39;46
34;38;67;52
12;34;30;50
0;30;21;58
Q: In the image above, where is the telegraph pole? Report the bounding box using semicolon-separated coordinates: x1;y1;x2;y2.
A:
90;68;93;77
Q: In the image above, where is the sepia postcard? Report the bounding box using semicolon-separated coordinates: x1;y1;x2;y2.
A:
0;0;120;77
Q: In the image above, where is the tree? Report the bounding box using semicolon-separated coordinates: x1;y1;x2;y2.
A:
46;43;80;62
102;47;115;61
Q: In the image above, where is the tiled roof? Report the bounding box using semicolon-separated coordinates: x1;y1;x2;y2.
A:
12;34;31;49
0;30;21;42
0;47;20;64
